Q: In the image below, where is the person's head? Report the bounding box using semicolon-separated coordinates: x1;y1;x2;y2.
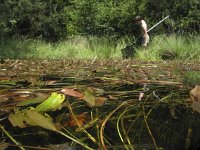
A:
133;16;144;24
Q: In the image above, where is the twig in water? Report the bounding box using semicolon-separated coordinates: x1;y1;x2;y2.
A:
142;107;159;150
66;99;97;144
91;55;97;65
10;60;19;67
184;127;192;150
0;124;25;150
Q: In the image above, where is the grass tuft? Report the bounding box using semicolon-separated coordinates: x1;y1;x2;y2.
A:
135;34;200;61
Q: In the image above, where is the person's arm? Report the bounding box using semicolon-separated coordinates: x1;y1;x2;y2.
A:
141;20;148;37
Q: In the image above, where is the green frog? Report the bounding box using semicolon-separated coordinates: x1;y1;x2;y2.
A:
35;92;65;112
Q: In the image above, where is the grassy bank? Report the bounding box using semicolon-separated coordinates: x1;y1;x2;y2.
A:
136;34;200;61
0;34;199;60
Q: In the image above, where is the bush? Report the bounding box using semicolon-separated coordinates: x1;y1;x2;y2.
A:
0;0;199;40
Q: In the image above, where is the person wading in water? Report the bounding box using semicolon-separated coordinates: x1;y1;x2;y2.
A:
134;16;149;47
121;16;150;59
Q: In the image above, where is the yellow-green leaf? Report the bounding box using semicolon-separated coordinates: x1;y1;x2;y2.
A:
83;89;106;107
26;110;57;131
83;89;96;106
8;113;27;128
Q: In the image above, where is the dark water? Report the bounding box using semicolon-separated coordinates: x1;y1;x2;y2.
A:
0;60;200;150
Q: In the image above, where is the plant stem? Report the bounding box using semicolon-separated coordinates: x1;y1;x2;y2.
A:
0;124;25;150
100;101;127;149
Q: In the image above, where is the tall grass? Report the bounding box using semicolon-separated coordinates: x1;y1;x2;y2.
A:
135;34;200;61
0;34;199;60
0;36;123;59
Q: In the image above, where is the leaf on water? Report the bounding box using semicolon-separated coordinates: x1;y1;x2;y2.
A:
8;108;37;128
17;93;49;106
108;95;118;100
83;89;96;106
35;92;65;112
83;89;106;107
0;93;16;102
192;102;200;113
8;113;27;128
190;85;200;102
47;142;76;150
169;107;176;118
45;80;59;85
100;76;119;81
13;93;32;101
16;98;45;106
94;97;107;106
0;142;9;150
190;85;200;113
0;106;13;114
0;77;10;80
69;113;87;127
61;88;84;99
26;110;57;131
0;80;16;85
8;108;57;131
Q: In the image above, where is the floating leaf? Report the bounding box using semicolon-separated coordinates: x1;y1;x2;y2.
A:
69;113;87;127
108;95;118;100
13;93;31;101
190;85;200;102
191;102;200;113
26;110;57;131
48;142;77;150
16;98;45;106
17;93;49;106
190;85;200;113
8;108;37;128
0;80;16;85
8;108;56;131
45;80;59;85
83;89;96;106
0;142;9;150
8;113;27;128
61;88;84;99
169;107;176;118
83;89;106;107
99;76;119;81
35;92;65;112
94;96;106;106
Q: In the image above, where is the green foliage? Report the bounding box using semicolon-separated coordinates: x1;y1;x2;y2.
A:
1;0;70;41
0;0;199;40
144;0;200;34
66;0;145;37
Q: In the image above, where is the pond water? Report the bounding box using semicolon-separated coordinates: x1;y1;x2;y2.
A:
0;59;200;150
